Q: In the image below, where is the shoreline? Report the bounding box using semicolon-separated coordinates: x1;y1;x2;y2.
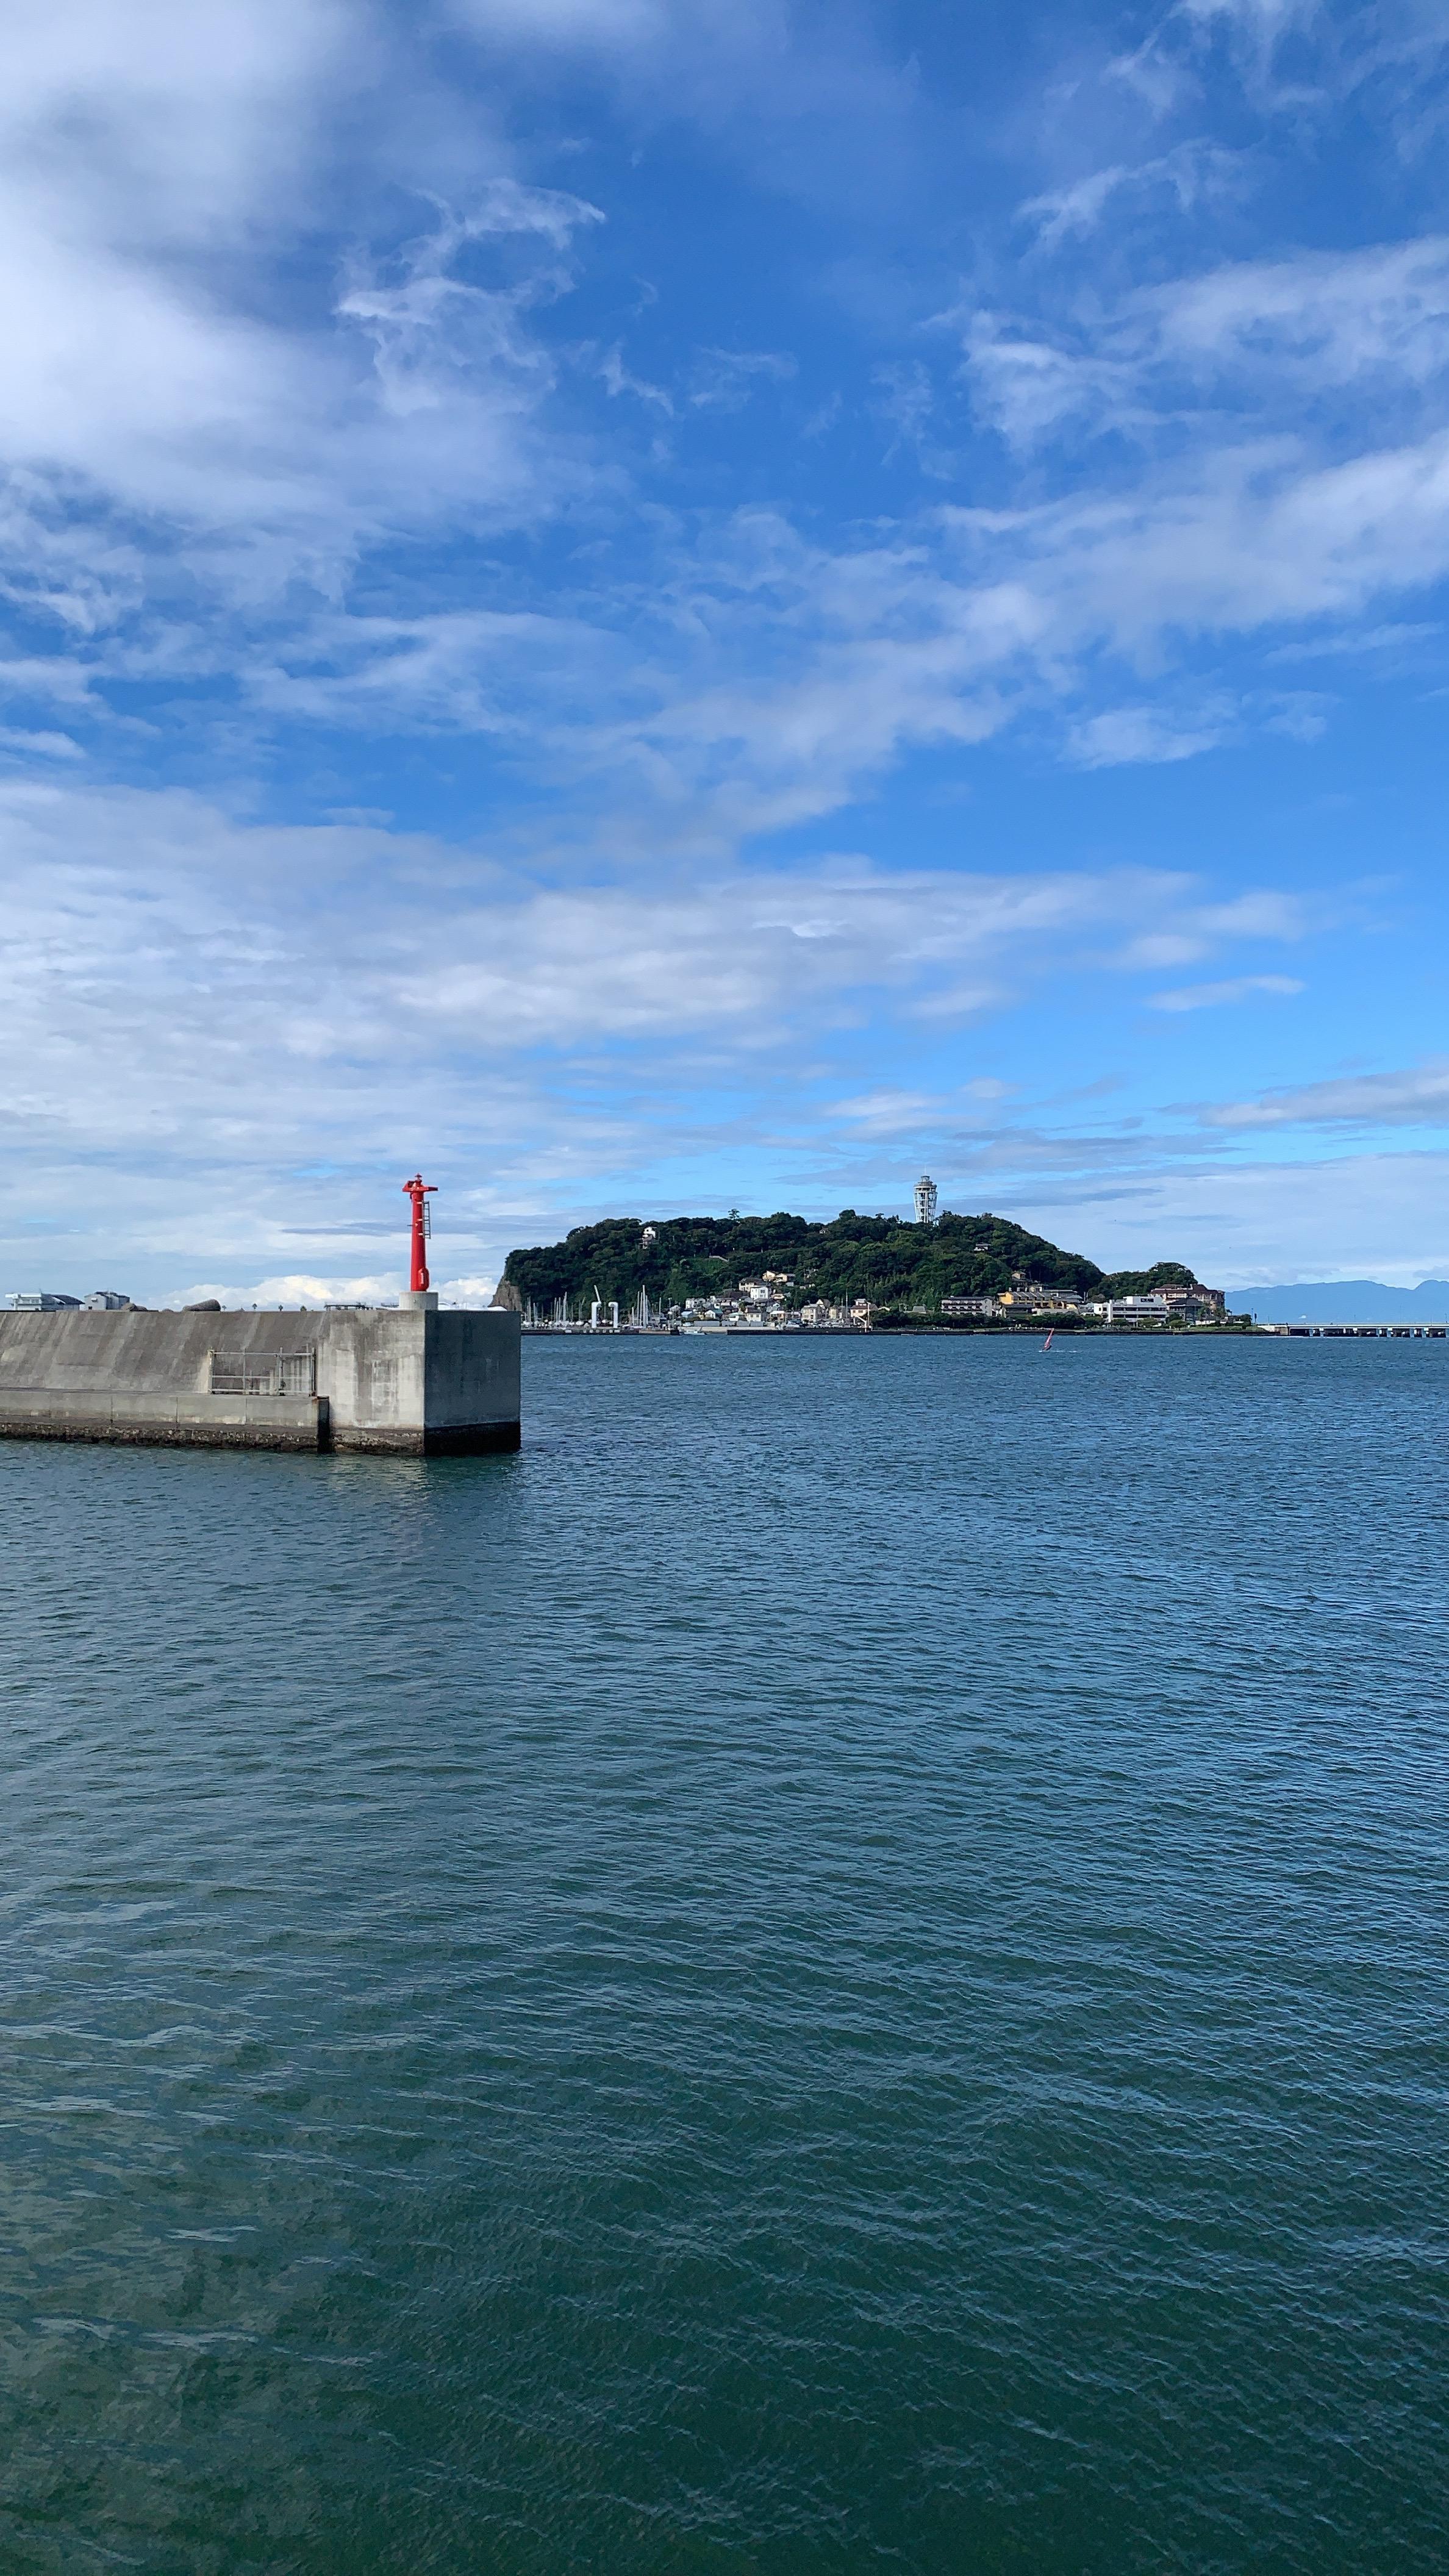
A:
524;1322;1449;1341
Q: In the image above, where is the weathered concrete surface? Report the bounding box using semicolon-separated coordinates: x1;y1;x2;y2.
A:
0;1389;329;1448
315;1309;520;1453
422;1312;520;1453
0;1308;520;1455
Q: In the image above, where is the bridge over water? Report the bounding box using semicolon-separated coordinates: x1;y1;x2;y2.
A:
1272;1323;1447;1339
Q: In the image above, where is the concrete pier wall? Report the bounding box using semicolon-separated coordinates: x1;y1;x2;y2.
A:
0;1384;328;1450
0;1309;520;1455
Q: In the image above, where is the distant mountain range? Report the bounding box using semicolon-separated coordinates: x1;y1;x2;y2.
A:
1226;1280;1449;1323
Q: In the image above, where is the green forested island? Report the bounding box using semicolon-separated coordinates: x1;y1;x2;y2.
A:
500;1209;1212;1317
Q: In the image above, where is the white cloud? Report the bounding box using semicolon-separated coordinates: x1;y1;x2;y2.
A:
541;416;1449;819
245;604;610;735
179;363;1449;831
336;185;603;423
1150;238;1449;396
453;0;669;44
1012;1147;1449;1290
0;725;82;760
247;363;1449;818
170;1267;493;1309
962;237;1449;459
689;348;796;410
598;346;675;413
980;427;1449;649
961;320;1132;448
0;778;1315;1289
832;1081;1017;1136
1067;703;1234;767
1114;0;1447;142
0;7;601;650
162;1273;402;1311
0;779;1297;1067
1206;1061;1449;1128
437;1275;499;1308
1178;0;1322;34
1021;141;1243;249
4;0;355;228
1149;973;1304;1011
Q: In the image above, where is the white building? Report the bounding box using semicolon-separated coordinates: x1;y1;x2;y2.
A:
914;1174;939;1225
1090;1295;1172;1324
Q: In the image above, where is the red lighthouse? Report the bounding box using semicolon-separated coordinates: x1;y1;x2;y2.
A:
402;1174;436;1295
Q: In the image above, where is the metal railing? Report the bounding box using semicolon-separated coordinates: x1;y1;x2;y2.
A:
209;1350;317;1398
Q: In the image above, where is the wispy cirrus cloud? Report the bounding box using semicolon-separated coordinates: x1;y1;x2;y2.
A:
0;9;604;657
688;348;797;410
253;395;1426;819
0;779;1308;1074
1207;1061;1449;1129
0;776;1317;1282
1150;974;1304;1012
831;1079;1013;1137
1020;140;1244;249
962;238;1449;454
1068;703;1236;768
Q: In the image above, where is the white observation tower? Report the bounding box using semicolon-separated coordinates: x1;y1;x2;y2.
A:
914;1173;939;1226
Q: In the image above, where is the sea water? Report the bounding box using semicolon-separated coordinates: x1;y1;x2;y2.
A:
0;1334;1445;2573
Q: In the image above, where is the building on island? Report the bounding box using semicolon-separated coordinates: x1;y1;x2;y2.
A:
998;1286;1081;1312
1087;1295;1171;1324
914;1175;939;1226
1162;1283;1226;1317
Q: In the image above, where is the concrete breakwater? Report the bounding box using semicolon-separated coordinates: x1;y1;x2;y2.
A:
0;1307;521;1455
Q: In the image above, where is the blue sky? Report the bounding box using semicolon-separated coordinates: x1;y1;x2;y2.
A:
4;0;1449;1302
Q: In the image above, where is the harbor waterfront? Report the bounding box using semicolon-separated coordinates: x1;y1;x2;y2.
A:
1;1331;1445;2574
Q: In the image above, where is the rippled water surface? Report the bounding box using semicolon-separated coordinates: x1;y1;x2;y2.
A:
1;1333;1446;2574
